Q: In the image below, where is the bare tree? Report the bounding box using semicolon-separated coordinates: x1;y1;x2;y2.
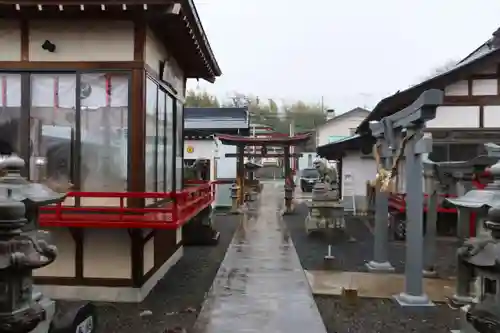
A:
421;59;458;80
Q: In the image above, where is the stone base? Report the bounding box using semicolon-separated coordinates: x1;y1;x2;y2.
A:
423;268;438;278
450;294;474;306
305;214;346;234
282;204;295;215
48;301;97;333
230;209;242;215
456;304;476;333
393;292;435;307
31;293;56;333
182;207;220;246
365;260;395;272
183;228;220;246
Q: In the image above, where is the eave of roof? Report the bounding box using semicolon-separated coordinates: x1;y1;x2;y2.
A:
356;39;500;135
216;133;311;146
181;0;222;79
316;134;376;160
185;107;248;119
0;0;221;82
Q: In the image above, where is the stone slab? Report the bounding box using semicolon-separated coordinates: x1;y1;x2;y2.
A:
305;270;455;302
193;183;327;333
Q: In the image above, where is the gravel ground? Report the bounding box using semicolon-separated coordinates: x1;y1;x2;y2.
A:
283;203;461;333
286;204;457;277
94;213;240;333
314;296;460;333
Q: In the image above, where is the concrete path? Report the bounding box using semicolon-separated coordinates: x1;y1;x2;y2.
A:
192;182;327;333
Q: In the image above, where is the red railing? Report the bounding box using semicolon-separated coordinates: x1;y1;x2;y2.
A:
388;173;492;237
39;182;216;229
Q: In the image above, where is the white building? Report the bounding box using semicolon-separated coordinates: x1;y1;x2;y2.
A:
315;107;370;147
317;26;500;211
184;107;249;208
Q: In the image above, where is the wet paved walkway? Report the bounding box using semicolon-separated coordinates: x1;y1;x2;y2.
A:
193;182;327;333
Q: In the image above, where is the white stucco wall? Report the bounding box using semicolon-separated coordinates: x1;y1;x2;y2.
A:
317;112;368;147
341;152;376;212
0;20;21;61
144;28;185;98
29;20;135;61
183;139;237;208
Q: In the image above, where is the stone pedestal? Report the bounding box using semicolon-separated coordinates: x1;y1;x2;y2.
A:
305;182;345;234
182;206;220;246
230;183;240;214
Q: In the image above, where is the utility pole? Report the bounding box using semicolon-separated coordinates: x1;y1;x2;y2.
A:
251;123;256;163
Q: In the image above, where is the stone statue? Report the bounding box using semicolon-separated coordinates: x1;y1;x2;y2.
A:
313;158;337;187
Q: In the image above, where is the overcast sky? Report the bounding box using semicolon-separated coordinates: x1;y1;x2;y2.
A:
187;0;500;113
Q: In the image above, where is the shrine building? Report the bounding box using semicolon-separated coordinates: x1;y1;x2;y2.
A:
0;0;221;302
318;26;500;208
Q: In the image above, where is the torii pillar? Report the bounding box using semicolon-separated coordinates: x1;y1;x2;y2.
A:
369;89;443;307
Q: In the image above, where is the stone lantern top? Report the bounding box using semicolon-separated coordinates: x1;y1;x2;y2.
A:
0;154;66;207
445;143;500;211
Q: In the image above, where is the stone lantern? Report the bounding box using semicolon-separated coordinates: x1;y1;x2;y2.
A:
0;155;67;232
0;154;96;333
446;146;500;306
453;206;500;333
422;153;498;277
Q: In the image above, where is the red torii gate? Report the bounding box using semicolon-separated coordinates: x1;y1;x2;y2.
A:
217;133;311;213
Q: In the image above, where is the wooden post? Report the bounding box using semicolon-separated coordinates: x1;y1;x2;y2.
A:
237;144;245;205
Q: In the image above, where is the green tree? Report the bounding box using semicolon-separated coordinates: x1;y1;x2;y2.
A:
185;90;220;107
222;92;328;150
284;101;326;133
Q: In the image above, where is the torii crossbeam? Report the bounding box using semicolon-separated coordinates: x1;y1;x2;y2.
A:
217;133;311;214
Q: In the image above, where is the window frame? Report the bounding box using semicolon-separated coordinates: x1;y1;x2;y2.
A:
145;74;179;197
0;69;132;206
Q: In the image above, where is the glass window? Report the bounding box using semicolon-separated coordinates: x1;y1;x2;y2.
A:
79;73;129;198
301;168;318;178
0;74;21;155
157;90;166;192
145;77;158;193
175;100;183;190
449;144;479;162
31;74;76;193
429;144;447;162
165;95;174;192
484;278;497;295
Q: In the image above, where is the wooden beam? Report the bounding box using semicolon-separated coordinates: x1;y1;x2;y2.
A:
20;19;29;61
2;0;175;5
133;19;146;62
0;61;143;70
443;95;500;105
479;105;485;128
225;153;302;158
128;68;146;208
